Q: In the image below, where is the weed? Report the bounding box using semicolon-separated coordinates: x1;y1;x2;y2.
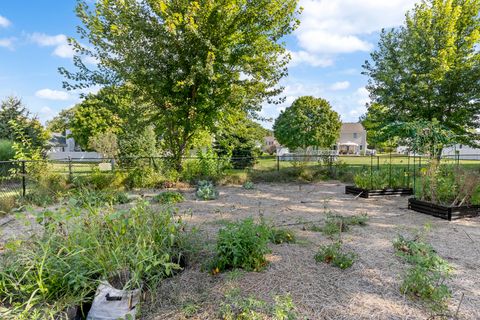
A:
220;289;299;320
314;242;356;269
196;180;219;201
269;228;296;244
393;234;452;313
182;302;200;317
154;191;184;204
210;218;270;273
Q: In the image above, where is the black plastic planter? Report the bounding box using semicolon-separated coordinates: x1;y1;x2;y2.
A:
408;198;480;221
345;185;413;198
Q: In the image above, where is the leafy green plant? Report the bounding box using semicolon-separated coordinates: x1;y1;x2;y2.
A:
70;188;130;208
354;168;410;190
221;289;298;320
180;148;230;182
211;218;270;273
154;191;184;204
393;234;452;312
196;180;219;201
124;166;165;189
269;228;296;244
243;181;255;190
0;202;188;317
314;242;355;269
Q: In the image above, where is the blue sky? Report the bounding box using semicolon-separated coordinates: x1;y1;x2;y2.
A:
0;0;418;129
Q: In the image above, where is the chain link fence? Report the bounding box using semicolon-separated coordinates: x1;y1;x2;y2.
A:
0;154;479;206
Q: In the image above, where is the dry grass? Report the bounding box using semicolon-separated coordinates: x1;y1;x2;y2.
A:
142;183;480;320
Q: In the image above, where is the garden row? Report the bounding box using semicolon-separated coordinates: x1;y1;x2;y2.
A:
346;161;480;221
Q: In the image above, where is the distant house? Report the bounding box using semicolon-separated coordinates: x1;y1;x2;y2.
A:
262;136;280;154
335;122;368;155
47;130;101;161
274;122;369;157
442;144;480;160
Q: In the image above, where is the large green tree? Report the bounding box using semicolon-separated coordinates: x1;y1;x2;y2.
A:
0;96;48;151
60;0;300;170
362;0;480;154
273;96;341;150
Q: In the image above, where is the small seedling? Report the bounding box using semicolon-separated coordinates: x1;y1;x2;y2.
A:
315;242;355;269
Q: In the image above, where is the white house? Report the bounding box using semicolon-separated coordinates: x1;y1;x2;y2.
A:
46;129;102;161
442;144;480;160
275;122;369;157
335;122;368;155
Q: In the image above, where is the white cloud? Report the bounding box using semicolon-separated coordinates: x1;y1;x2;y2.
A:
0;38;15;50
0;15;11;28
29;33;75;58
289;50;333;67
330;81;350;91
291;0;418;66
35;89;71;101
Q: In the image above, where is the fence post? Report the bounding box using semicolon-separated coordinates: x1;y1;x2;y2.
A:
111;158;115;172
413;155;416;196
276;155;280;172
389;152;392;187
370;154;373;190
21;160;26;197
68;156;73;180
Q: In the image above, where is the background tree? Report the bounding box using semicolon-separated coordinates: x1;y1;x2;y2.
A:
0;96;49;151
60;0;300;170
359;104;399;152
69;95;123;150
273;96;341;151
88;130;119;159
362;0;480;156
46;108;76;134
214;113;269;169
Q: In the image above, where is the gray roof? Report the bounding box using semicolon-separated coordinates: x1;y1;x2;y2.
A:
341;122;365;133
48;133;67;147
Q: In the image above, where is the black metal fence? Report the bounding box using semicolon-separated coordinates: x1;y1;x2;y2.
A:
0;154;478;204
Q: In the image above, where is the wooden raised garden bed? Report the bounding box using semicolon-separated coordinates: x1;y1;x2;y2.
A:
408;198;480;221
345;185;413;198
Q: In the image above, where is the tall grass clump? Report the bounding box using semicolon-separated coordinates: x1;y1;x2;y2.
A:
0;201;188;318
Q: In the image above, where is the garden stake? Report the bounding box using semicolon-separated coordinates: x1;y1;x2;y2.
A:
454;292;464;319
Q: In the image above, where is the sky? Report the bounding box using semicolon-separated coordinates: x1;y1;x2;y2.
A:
0;0;419;129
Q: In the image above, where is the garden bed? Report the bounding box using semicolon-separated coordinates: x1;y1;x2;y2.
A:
408;198;480;221
345;185;413;198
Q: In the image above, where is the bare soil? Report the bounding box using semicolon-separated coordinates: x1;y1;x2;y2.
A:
1;182;479;320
